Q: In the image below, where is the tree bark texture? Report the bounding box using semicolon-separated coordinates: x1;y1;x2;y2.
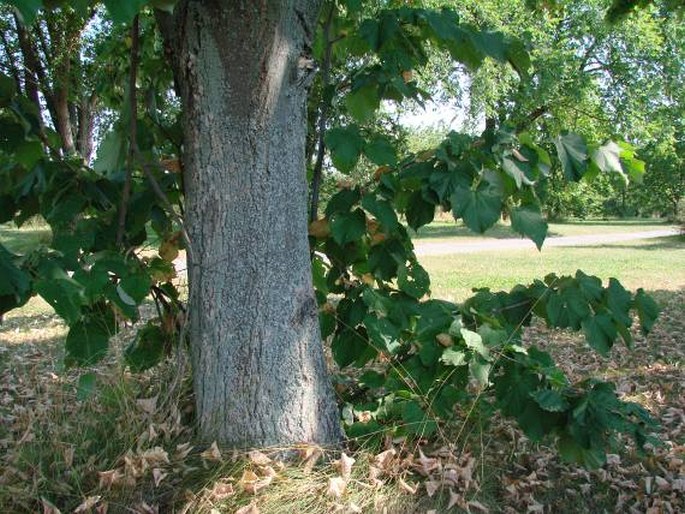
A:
170;0;342;447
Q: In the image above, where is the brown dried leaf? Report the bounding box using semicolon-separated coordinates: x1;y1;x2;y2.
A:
152;468;167;487
327;476;347;499
136;396;158;415
374;449;396;471
468;500;490;513
248;450;271;466
424;480;439;497
235;502;259;514
447;489;466;510
209;482;235;501
41;497;62;514
74;495;101;513
335;452;355;480
98;469;124;490
308;219;330;238
175;442;194;460
140;447;170;468
200;441;222;462
398;477;418;495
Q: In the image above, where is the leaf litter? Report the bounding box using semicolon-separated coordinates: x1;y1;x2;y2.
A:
0;291;682;513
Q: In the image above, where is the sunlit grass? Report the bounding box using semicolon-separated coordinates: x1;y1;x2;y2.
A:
421;235;685;302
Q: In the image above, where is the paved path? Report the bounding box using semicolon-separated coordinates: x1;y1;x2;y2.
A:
414;228;681;256
173;228;681;274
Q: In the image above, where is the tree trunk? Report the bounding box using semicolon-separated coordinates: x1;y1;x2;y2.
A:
168;0;342;447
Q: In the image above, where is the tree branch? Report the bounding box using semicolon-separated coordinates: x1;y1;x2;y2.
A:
308;3;336;223
117;15;140;248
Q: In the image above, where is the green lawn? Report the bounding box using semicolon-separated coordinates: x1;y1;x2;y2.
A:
421;235;685;302
0;223;52;254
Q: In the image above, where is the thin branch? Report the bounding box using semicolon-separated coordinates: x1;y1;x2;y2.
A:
117;15;140;248
308;2;336;223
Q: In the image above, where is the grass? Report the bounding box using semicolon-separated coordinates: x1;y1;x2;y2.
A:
421;235;685;302
1;222;684;513
0;222;52;254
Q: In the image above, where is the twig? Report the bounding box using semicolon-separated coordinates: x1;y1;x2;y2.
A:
116;15;140;248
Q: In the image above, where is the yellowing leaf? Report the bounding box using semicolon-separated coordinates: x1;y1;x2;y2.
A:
308;218;330;238
436;333;453;347
159;240;179;262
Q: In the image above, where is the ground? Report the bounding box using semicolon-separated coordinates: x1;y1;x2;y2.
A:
0;220;683;513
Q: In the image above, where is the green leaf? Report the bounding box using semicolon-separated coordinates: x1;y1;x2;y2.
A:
510;205;548;250
125;323;166;372
364;315;402;355
606;278;632;326
76;373;96;401
634;289;659;334
555;132;588;181
531;389;570;412
332;328;375;368
440;348;467;367
502;154;535;188
0;73;17;106
451;183;502;233
582;314;617;356
397;261;430;299
402;400;436;436
361;194;399;231
364;135;397;166
4;0;42;25
406;190;435;230
592;141;624;177
469;357;491;387
34;260;84;325
0;245;31;315
346;83;380;123
461;327;489;359
103;0;147;23
65;310;115;366
325;126;364;173
329;208;367;245
93;129;127;174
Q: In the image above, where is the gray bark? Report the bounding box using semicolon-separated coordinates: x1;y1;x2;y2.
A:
167;0;342;447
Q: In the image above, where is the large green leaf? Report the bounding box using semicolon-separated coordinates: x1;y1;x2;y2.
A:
364;135;397;166
510;204;548;250
451;183;502;233
346;83;380;123
125;322;166;372
634;288;660;334
582;313;617;356
329;208;367;245
34;261;84;325
103;0;147;23
0;245;31;315
555;132;588;181
65;309;116;366
406;190;435;230
325;126;364;173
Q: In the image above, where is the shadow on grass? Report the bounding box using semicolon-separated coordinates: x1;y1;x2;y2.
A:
552;218;671;226
572;236;685;251
411;223;563;240
0;224;52;254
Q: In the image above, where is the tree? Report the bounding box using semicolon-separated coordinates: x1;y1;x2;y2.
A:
0;0;661;465
153;0;343;446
